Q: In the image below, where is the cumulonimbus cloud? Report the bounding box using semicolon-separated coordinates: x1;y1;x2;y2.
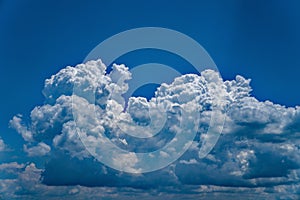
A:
5;59;300;198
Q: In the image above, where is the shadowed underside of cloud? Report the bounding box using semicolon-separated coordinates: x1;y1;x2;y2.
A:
3;59;300;199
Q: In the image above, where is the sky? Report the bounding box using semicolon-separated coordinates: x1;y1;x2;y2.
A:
1;0;300;199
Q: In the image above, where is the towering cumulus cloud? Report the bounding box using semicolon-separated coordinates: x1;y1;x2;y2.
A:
5;60;300;199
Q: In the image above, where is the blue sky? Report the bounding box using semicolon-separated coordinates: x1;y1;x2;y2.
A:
1;0;300;199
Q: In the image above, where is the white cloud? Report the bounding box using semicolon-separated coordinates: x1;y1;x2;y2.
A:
0;137;6;151
179;159;198;165
8;59;300;197
0;162;24;169
53;121;91;159
112;152;140;173
24;142;51;157
0;162;25;174
9;115;33;142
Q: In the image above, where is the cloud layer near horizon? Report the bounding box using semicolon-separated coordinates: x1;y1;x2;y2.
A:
3;59;300;199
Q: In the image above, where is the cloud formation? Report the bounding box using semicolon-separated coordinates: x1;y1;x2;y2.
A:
5;59;300;198
23;142;51;157
0;137;6;151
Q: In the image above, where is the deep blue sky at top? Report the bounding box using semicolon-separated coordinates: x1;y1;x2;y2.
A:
0;0;300;150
